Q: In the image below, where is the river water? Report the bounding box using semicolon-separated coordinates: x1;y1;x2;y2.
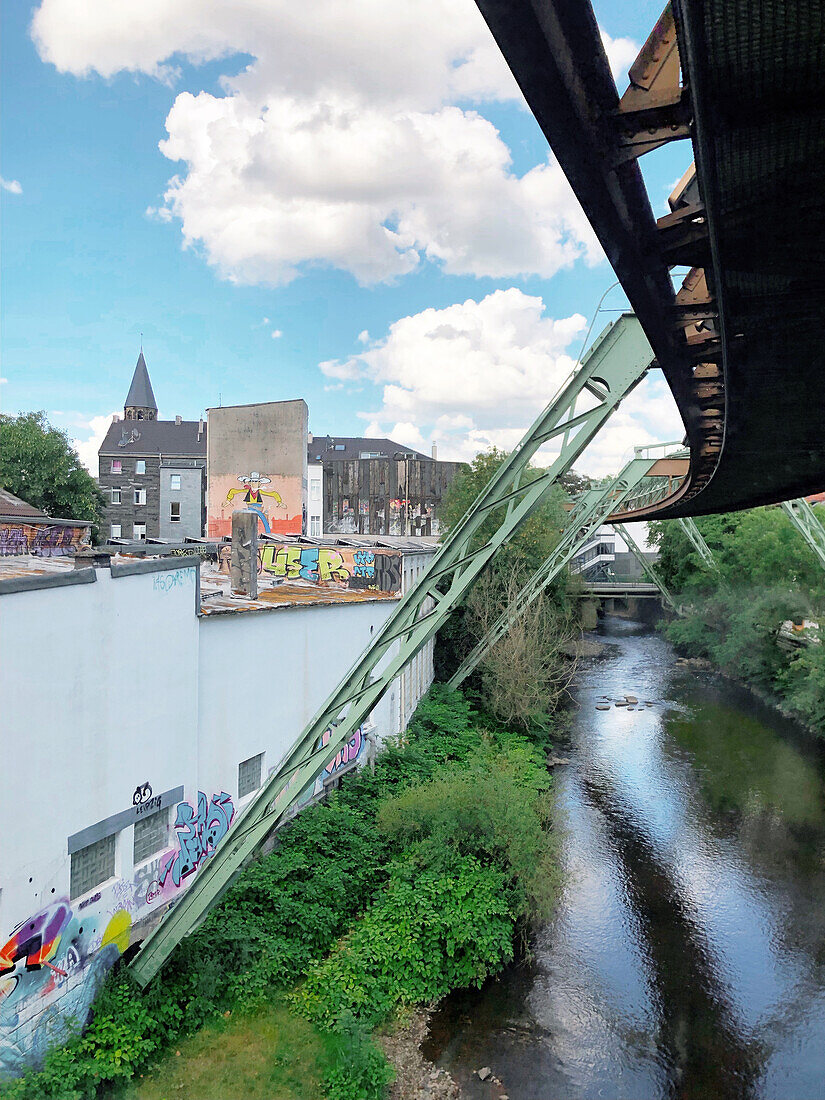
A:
424;615;825;1099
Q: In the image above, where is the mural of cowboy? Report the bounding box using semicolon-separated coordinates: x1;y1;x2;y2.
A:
224;472;284;534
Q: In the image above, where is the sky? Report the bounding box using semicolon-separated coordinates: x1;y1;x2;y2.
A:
1;0;690;476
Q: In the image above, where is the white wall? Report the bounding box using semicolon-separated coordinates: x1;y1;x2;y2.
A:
0;551;435;1077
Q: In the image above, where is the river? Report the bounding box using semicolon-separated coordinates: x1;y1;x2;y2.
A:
424;615;825;1099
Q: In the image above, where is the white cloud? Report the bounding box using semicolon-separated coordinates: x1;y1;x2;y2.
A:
71;411;120;474
1;177;22;194
323;289;684;476
31;0;623;285
271;329;282;339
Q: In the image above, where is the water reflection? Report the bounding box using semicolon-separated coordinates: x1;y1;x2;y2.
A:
425;616;825;1099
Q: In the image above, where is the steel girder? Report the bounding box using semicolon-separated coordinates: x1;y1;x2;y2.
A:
611;522;677;612
781;499;825;572
447;454;659;690
128;314;653;987
677;516;720;573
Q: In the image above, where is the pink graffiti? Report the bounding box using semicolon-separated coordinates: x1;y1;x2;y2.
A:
322;727;364;777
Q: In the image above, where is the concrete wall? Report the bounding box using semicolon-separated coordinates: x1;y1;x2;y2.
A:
0;550;433;1077
159;463;204;539
207;401;308;538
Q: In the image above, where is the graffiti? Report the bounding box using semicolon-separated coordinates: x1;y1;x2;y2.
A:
223;472;284;535
0;902;131;1077
132;781;153;805
260;545;402;593
0;523;89;558
152;568;195;592
157;792;235;891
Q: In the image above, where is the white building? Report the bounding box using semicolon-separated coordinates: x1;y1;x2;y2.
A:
307;461;324;536
0;541;434;1077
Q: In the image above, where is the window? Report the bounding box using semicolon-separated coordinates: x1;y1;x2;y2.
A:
70;834;115;898
359;451;384;459
134;523;146;540
310;515;321;536
238;753;263;798
111;460;122;474
334;444;345;451
134;808;169;864
170;502;181;522
134;489;146;506
111;488;121;505
110;523;122;539
135;460;146;475
310;479;321;501
170;474;181;491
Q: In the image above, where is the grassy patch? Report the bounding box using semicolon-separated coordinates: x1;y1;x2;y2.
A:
115;1000;331;1100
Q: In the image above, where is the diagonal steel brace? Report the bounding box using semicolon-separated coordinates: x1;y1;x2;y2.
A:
128;314;654;987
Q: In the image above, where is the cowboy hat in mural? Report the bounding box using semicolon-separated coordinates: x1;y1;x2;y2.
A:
224;472;284;533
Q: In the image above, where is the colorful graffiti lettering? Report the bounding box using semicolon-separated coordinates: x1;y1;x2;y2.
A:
0;903;131;1077
158;791;235;890
260;545;402;593
0;523;89;558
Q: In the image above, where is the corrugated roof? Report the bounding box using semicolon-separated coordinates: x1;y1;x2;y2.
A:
0;488;48;519
124;351;157;412
307;436;430;463
99;419;207;457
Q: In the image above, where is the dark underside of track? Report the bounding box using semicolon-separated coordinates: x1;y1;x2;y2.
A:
475;0;825;519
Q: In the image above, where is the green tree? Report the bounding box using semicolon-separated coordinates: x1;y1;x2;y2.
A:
435;447;573;703
0;411;106;533
439;447;568;579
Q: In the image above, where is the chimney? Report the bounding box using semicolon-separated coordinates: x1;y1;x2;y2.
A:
175;415;182;425
431;442;438;461
112;414;120;423
307;432;313;444
197;417;204;439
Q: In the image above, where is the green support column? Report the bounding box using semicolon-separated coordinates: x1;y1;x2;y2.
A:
677;516;720;573
781;498;825;571
611;522;678;611
129;314;653;988
448;455;659;688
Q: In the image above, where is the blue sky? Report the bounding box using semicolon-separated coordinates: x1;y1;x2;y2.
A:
1;0;689;474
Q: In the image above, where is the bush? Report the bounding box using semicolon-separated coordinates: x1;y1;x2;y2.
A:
294;851;514;1030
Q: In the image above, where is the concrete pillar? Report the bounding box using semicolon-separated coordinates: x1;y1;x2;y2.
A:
580;599;599;630
231;511;258;598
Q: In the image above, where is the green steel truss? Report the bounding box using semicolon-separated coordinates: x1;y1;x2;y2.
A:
448;454;665;689
677;516;720;573
611;522;677;611
128;314;654;987
782;498;825;571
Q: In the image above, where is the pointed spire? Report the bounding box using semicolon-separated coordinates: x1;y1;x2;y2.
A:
124;350;158;420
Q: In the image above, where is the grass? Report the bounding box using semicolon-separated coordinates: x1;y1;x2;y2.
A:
113;999;334;1100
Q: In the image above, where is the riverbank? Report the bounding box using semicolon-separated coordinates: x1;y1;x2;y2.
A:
423;614;825;1098
3;687;563;1100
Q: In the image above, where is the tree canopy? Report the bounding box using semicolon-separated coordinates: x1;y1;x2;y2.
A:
0;411;105;529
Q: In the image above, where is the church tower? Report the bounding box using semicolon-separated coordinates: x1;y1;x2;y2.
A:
123;351;157;421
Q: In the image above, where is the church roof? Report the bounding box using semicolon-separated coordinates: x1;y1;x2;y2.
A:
98;419;206;457
124;351;157;412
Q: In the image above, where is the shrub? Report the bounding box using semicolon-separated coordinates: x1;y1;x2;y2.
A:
294;851;514;1030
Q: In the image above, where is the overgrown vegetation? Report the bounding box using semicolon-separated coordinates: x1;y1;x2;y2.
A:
435;447;578;727
650;506;825;734
3;688;561;1100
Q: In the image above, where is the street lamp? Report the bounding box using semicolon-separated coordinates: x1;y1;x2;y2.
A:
393;451;416;536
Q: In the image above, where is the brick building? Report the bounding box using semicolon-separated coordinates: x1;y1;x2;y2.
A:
98;353;207;540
